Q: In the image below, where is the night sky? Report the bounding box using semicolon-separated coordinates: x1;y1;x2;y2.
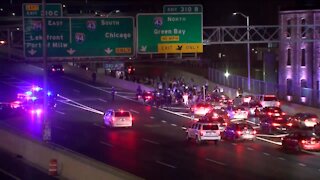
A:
1;0;320;25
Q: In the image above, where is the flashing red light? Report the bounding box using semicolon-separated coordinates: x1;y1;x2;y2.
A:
301;140;306;144
52;68;55;71
268;112;273;116
237;131;242;135
252;130;257;134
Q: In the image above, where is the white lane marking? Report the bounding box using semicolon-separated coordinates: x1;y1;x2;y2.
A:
150;116;155;119
93;123;106;129
256;137;282;146
130;109;139;114
57;95;104;115
232;143;237;146
298;163;306;167
247;147;254;151
166;106;189;110
155;160;176;169
278;157;286;161
53;126;65;131
256;134;288;138
55;110;65;115
161;120;167;123
159;107;194;120
73;89;80;93
0;168;21;180
171;123;177;127
206;158;227;166
142;138;160;145
100;141;113;147
116;92;136;95
181;127;187;130
98;98;107;102
263;152;270;156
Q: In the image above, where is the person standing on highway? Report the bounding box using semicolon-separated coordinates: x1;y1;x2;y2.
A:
91;72;96;83
111;86;115;101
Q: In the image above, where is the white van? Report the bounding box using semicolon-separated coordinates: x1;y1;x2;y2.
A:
103;109;133;127
259;95;280;108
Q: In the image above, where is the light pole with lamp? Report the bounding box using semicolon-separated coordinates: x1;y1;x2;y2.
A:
233;12;250;92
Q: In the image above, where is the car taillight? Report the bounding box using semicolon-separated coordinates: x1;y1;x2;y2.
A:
52;68;55;71
276;102;280;106
311;118;318;121
268;112;273;116
287;123;293;127
282;112;286;115
272;123;280;126
237;131;242;135
112;117;115;121
222;122;227;126
200;131;204;136
301;140;306;144
62;68;65;71
213;113;218;118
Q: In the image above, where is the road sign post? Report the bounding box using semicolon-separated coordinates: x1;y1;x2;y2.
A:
137;13;203;54
24;17;134;58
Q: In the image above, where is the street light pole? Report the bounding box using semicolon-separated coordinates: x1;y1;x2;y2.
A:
233;12;251;91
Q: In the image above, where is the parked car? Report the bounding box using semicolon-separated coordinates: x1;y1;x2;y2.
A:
186;121;221;144
288;113;320;128
222;122;256;141
282;131;320;152
260;115;292;134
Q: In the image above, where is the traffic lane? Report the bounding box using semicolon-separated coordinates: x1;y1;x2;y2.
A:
0;148;57;180
52;101;320;179
48;107;257;180
0;81;21;102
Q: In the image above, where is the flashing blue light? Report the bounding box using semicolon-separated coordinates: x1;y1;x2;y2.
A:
47;91;52;96
32;86;42;92
25;91;32;96
31;96;37;101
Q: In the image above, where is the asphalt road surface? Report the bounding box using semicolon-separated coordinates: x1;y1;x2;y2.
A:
0;62;319;180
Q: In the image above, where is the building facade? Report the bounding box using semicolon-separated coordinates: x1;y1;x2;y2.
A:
279;9;320;106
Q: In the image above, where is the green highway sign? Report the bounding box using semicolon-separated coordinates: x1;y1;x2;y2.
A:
24;17;134;58
137;13;203;54
163;4;203;13
22;3;62;17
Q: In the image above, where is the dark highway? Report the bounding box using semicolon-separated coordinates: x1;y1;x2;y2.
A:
1;62;320;180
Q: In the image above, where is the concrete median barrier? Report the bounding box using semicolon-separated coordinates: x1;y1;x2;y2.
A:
64;65;154;92
0;128;143;180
